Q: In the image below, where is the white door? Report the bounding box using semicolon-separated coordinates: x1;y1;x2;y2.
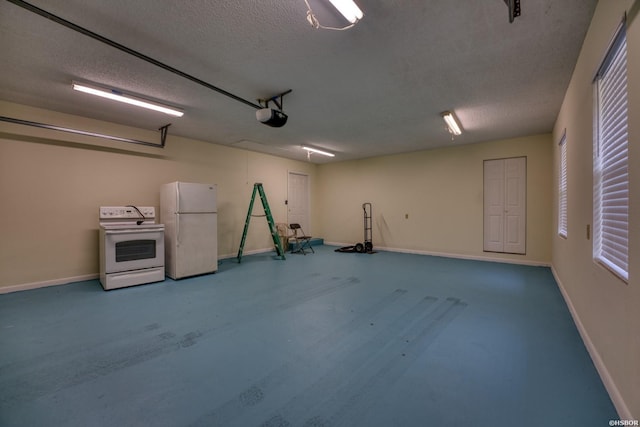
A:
177;182;217;213
484;160;505;253
287;172;310;232
483;157;526;254
173;213;218;278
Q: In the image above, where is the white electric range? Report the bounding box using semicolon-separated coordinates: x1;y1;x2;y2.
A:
99;206;165;290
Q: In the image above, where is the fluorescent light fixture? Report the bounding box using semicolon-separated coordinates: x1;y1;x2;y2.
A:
72;82;184;117
328;0;363;24
303;146;335;157
441;111;462;135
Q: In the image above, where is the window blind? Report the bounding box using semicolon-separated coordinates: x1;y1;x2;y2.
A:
594;24;628;282
558;134;567;238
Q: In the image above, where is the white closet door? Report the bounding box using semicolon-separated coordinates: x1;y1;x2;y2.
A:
483;157;526;254
503;158;526;253
287;172;310;232
484;160;506;252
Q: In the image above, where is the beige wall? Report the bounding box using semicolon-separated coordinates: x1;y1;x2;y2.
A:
0;102;554;289
552;0;639;418
0;101;318;290
317;134;552;265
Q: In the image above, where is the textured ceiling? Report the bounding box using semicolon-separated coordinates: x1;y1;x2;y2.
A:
0;0;597;163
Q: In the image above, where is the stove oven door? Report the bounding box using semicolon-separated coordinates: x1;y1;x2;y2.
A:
101;227;164;274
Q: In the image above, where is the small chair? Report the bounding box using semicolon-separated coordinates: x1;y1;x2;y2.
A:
275;223;291;252
289;223;314;255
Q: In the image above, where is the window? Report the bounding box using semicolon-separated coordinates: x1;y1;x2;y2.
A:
558;133;568;238
593;22;628;282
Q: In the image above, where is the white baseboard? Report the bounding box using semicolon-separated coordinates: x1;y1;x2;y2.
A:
219;247;275;260
325;242;550;267
0;273;99;294
2;248;277;294
551;266;631;419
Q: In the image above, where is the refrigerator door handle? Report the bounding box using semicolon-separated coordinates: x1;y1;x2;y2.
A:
176;214;180;245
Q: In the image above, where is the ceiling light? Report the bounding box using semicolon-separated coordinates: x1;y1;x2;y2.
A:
303;146;335;157
328;0;363;24
304;0;363;30
72;82;184;117
441;111;462;136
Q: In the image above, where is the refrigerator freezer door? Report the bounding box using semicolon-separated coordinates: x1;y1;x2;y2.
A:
168;213;218;279
177;182;217;213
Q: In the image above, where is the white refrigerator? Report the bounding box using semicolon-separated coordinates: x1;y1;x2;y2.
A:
160;182;218;279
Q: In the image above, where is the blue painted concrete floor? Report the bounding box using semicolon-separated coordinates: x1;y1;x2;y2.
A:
0;246;617;426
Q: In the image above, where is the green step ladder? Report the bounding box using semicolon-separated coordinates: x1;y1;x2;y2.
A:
237;183;286;263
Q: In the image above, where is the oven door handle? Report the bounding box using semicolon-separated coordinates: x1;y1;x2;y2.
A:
104;229;163;235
